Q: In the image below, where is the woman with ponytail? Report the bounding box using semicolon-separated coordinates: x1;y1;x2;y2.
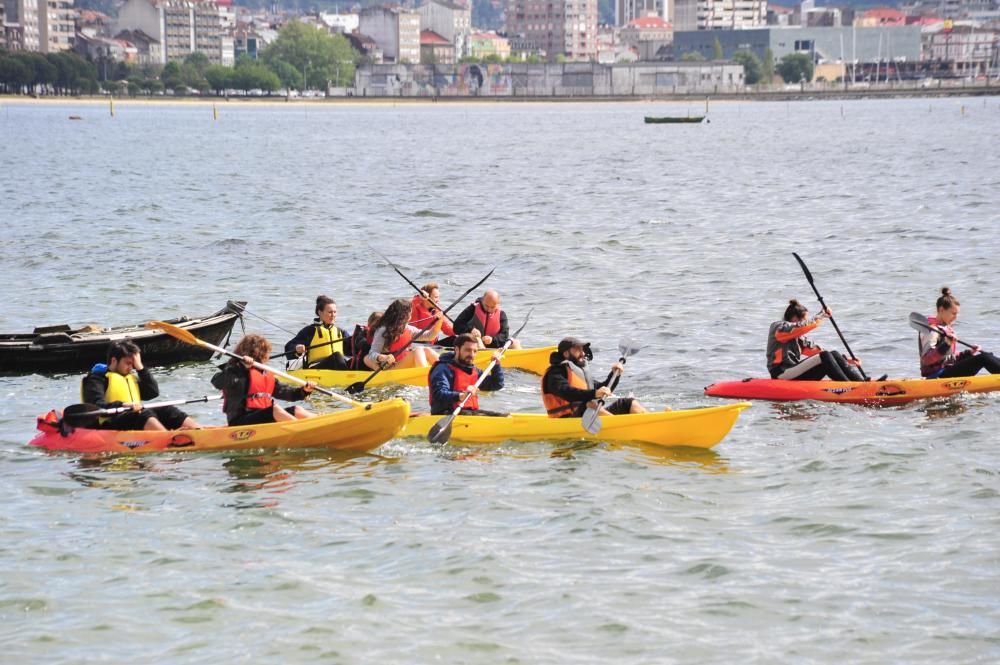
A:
766;299;865;381
919;287;1000;378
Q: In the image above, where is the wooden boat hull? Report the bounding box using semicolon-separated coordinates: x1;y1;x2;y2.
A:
29;398;410;454
402;403;750;449
704;375;1000;405
287;345;556;389
0;302;245;374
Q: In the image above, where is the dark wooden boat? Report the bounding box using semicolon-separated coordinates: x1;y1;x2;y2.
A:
0;301;246;374
644;116;706;124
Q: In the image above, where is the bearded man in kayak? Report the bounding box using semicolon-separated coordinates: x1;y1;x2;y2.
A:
767;300;865;381
453;289;521;350
428;333;506;416
542;337;646;417
81;340;200;431
409;282;455;346
919;287;1000;378
283;295;351;371
212;334;316;426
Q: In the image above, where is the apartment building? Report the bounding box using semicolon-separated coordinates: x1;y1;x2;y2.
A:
418;0;471;58
3;0;41;51
616;0;671;27
673;0;766;31
39;0;74;51
359;6;420;64
116;0;223;64
505;0;599;61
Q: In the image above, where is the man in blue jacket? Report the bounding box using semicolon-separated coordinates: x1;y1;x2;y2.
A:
428;333;505;416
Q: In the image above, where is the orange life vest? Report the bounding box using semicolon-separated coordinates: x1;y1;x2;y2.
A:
385;328;414;358
246;367;275;410
430;360;481;411
541;363;590;418
473;301;502;338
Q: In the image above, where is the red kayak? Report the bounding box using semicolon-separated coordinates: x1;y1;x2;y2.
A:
704;374;1000;405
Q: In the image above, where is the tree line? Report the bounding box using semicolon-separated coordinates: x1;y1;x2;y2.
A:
0;23;360;97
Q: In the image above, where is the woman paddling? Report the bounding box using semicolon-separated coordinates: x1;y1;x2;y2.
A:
919;288;1000;378
283;295;350;371
365;299;443;371
212;334;316;426
766;299;865;381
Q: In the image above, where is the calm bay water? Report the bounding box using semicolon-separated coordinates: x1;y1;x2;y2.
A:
1;97;999;663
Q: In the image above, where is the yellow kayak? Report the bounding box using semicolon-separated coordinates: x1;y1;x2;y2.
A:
31;399;410;454
286;345;555;389
401;403;751;449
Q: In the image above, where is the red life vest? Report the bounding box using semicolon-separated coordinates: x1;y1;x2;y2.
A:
541;364;589;418
410;295;454;337
385;328;414;358
430;361;481;411
246;367;275;410
473;301;502;338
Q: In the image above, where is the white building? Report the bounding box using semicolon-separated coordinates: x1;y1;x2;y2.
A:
116;0;223;64
359;6;420;64
3;0;41;51
418;0;471;58
319;11;359;34
616;0;671;27
674;0;767;31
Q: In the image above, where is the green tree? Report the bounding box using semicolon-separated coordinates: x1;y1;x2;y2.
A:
184;51;210;75
778;53;814;84
267;58;302;90
161;61;183;89
712;37;723;60
204;64;233;94
681;51;705;62
232;59;280;93
0;55;33;93
761;48;775;85
731;50;762;85
260;21;358;90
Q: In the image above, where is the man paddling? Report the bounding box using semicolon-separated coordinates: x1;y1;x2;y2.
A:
542;337;647;418
428;333;506;416
409;282;455;346
453;288;521;350
81;340;200;431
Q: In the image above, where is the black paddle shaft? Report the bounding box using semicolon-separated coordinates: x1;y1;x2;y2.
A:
792;253;869;380
371;248;456;324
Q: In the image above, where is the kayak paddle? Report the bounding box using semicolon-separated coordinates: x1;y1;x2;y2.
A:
427;310;532;445
370;246;456;325
792;252;869;380
145;320;370;410
63;395;222;427
908;312;979;350
581;338;643;435
346;266;496;395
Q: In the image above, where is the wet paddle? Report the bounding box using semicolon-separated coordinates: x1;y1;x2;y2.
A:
791;252;869;381
145;321;370;410
370;246;456;324
346;266;496;395
581;338;643;435
908;312;980;350
63;395;222;427
427;310;532;445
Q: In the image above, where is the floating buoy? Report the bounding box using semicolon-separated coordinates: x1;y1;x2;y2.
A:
68;115;82;120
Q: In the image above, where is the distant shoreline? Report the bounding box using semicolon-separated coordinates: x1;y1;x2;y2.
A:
2;84;998;107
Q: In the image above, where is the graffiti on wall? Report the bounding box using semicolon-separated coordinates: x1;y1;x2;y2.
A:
404;64;514;96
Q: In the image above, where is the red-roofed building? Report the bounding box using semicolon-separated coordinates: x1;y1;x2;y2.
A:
855;8;906;27
620;15;672;48
420;29;455;64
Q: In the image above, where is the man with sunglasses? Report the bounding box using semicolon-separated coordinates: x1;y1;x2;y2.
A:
541;337;646;418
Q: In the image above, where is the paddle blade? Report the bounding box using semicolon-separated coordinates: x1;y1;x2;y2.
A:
427;417;453;445
346;381;366;395
581;407;602;435
145;320;202;346
618;337;643;358
792;252;814;284
62;403;102;427
909;311;932;332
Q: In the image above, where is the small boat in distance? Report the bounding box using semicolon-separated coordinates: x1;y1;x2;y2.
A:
0;301;246;374
644;115;706;124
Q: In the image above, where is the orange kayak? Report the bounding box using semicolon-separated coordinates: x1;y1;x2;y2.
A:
29;399;410;454
704;374;1000;405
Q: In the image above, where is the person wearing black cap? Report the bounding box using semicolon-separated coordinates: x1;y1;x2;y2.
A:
541;337;646;418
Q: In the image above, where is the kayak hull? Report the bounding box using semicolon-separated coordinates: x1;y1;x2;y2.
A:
704;375;1000;405
402;403;750;449
287;345;555;389
29;399;410;454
